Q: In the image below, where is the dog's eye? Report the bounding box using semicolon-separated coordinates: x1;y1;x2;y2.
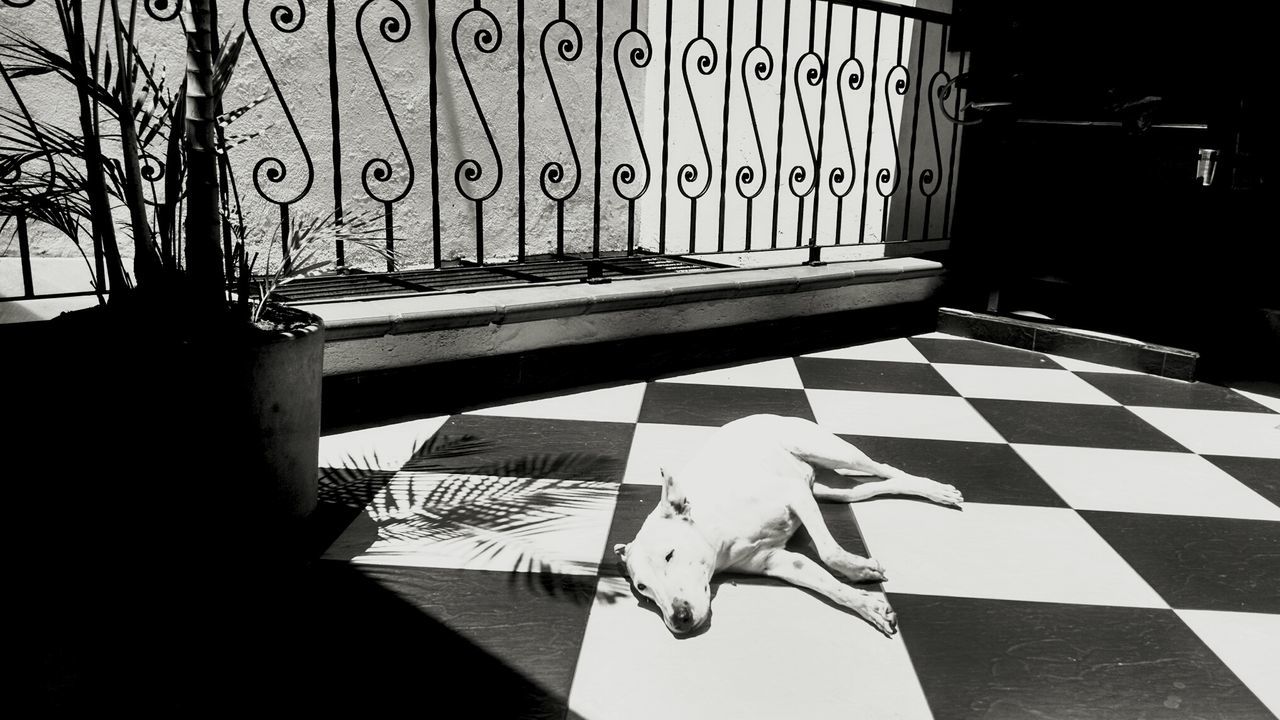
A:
636;583;647;592
665;549;675;562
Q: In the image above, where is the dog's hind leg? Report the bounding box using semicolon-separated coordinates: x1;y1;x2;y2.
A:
785;487;887;583
740;547;897;637
813;477;963;507
775;417;964;507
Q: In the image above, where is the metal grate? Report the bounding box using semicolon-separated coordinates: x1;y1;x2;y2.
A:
269;255;728;303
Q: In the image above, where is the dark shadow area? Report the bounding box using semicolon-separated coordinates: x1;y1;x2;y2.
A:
322;302;937;432
946;1;1277;383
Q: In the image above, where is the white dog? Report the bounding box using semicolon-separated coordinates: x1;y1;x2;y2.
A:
614;414;963;637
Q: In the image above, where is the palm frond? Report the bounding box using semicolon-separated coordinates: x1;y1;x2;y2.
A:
247;208;400;323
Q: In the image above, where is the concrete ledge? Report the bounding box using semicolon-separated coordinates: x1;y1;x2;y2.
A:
937;307;1200;380
303;257;945;376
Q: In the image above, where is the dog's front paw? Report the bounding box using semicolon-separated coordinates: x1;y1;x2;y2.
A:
860;594;897;637
905;476;964;508
833;554;888;583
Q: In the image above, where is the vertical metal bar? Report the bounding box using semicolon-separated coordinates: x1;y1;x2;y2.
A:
715;0;735;252
809;2;832;253
943;50;965;236
628;201;636;254
17;213;33;298
903;20;927;241
881;15;905;244
557;202;565;257
384;201;395;271
328;0;345;268
834;5;857;245
592;0;604;258
280;203;292;273
689;201;698;251
429;0;442;267
658;0;673;254
857;11;881;244
742;0;764;250
517;0;526;262
768;0;793;248
922;24;947;239
476;201;485;263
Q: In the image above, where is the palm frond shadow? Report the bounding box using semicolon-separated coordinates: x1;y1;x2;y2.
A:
319;433;628;606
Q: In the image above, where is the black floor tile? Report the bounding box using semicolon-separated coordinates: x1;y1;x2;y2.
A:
910;337;1063;369
969;398;1189;451
891;593;1275;720
1076;373;1277;413
404;414;635;482
795;357;959;395
302;562;596;717
833;434;1068;507
600;484;662;577
1080;511;1280;614
786;501;879;589
637;382;815;426
1203;456;1280;508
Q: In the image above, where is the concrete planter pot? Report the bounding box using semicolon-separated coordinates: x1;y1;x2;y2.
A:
7;303;325;538
7;303;325;707
235;309;325;521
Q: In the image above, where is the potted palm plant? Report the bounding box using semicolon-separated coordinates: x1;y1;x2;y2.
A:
2;0;390;531
3;1;395;707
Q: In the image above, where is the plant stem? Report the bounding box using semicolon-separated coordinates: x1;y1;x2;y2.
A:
109;0;163;289
182;0;225;315
61;0;129;299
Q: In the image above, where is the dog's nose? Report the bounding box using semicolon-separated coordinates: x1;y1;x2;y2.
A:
672;604;694;630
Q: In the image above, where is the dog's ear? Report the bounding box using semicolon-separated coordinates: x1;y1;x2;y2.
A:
613;543;628;560
659;467;690;518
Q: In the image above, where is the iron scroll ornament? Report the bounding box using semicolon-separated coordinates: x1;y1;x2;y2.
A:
829;55;865;199
919;69;950;199
677;35;717;202
243;0;315;207
538;15;583;203
788;49;823;199
452;4;503;203
357;0;415;205
876;62;909;200
145;0;183;21
735;43;772;200
612;26;652;202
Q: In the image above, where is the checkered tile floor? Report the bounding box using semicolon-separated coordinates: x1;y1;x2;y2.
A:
315;332;1280;720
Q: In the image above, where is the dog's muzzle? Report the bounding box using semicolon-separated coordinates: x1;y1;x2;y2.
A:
670;602;697;633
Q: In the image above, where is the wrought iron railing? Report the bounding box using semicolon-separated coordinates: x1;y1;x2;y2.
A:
1;0;970;301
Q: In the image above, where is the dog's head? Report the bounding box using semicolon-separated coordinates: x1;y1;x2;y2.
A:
614;469;716;636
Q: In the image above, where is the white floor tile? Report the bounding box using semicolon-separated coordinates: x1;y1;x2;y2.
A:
851;500;1167;608
657;358;804;389
932;363;1120;405
1044;354;1141;375
465;383;647;424
1232;388;1280;414
1128;406;1280;459
804;338;929;363
622;423;719;485
807;389;1006;443
323;472;618;576
568;577;934;720
1013;444;1280;520
318;415;450;471
1176;609;1280;717
911;332;956;340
